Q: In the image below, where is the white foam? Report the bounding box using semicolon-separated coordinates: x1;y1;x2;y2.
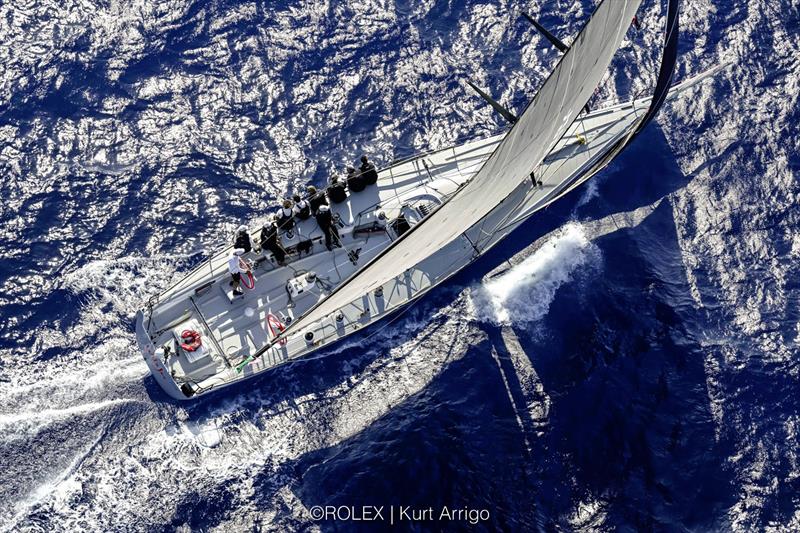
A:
473;223;600;325
0;399;134;443
0;295;484;530
181;418;223;449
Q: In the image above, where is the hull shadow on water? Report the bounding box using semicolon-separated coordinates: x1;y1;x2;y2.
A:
151;126;737;531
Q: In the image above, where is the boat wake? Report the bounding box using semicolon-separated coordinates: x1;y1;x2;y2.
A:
1;0;798;529
472;223;601;325
1;257;485;530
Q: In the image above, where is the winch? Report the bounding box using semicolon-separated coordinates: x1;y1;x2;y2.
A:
287;271;317;298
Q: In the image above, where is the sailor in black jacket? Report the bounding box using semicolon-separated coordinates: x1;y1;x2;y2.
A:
359;155;378;186
315;204;341;251
306;185;329;213
260;219;286;264
233;225;252;253
346;165;366;193
327;176;348;204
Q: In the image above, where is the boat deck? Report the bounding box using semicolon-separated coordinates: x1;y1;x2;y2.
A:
142;100;648;394
137;66;723;399
144;133;502;387
141;93;690;396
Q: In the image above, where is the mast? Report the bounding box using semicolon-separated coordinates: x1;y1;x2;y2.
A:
250;0;647;359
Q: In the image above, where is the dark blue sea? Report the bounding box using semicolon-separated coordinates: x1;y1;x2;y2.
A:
1;0;799;531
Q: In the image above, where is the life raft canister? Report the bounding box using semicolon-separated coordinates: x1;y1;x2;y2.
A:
180;329;202;352
266;313;287;346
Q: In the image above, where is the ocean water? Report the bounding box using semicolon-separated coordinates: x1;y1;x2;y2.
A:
1;0;799;531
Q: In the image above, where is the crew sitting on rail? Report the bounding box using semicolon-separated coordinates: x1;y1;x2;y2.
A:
228;248;245;296
315;204;341;251
346;165;366;192
306;185;328;212
327;176;348;204
359;155;378;186
260;217;287;265
276;199;295;234
233;225;252;253
292;194;311;220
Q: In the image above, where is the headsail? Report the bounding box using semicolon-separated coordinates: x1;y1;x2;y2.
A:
574;0;679;184
256;0;643;354
630;0;679;139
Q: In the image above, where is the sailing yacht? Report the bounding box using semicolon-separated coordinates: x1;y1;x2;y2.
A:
136;0;718;400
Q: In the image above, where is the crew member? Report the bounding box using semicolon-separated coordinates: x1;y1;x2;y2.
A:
306;185;328;213
233;225;252;253
275;199;295;233
359;155;378;186
260;218;287;265
327;176;348;204
227;248;245;296
346;165;365;193
315;204;341;251
292;194;311;220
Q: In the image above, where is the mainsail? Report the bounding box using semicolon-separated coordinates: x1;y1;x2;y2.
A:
257;0;643;354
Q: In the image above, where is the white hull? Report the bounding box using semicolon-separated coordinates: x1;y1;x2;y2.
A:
137;70;715;400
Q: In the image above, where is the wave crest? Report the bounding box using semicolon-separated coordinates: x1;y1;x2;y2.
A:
473;223;600;325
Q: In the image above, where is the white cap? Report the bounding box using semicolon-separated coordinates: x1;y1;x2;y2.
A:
318;204;330;212
237;225;248;233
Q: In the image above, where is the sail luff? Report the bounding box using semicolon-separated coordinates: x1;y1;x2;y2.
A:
579;0;679;176
630;0;680;138
535;0;680;221
254;0;643;357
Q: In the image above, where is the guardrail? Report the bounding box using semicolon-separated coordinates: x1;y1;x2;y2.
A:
144;93;640;313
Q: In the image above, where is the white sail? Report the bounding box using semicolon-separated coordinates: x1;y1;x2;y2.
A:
267;0;642;347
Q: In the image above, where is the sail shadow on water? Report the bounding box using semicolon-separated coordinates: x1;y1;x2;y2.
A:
240;203;733;531
496;200;737;529
286;336;541;531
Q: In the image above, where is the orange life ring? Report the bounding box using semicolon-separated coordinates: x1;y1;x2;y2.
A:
180;329;202;352
266;313;287;346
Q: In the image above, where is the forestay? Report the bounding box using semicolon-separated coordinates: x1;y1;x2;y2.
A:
559;0;679;191
264;0;642;349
